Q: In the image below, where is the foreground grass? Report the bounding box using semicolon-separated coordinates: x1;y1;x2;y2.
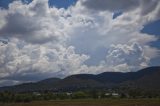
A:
0;99;160;106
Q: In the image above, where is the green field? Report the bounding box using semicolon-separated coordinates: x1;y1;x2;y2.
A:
0;99;160;106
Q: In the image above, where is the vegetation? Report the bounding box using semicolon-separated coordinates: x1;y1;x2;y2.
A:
0;88;160;103
0;67;159;105
0;99;160;106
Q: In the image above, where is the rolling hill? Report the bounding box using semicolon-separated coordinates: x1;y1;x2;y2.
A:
0;66;160;92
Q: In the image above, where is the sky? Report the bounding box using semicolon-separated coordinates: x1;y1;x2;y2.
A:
0;0;160;87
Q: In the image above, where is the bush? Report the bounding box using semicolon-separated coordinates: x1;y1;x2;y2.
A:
72;91;88;99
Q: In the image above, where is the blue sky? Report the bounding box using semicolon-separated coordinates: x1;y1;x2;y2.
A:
142;20;160;47
0;0;77;9
141;20;160;66
49;0;77;8
142;20;160;36
0;0;160;86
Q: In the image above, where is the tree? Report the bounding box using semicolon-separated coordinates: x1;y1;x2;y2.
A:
72;91;88;99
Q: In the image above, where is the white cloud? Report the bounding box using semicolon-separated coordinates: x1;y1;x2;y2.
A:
81;0;160;20
0;38;90;80
79;43;155;74
0;0;67;44
105;43;149;71
0;0;159;86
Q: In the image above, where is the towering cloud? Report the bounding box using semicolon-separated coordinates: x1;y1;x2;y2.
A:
105;43;149;72
0;0;67;44
0;0;159;86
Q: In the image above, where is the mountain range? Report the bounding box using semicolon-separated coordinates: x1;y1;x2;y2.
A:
0;66;160;92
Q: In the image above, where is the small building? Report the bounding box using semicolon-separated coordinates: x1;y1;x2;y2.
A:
112;93;119;97
66;92;72;96
105;93;111;96
33;92;41;96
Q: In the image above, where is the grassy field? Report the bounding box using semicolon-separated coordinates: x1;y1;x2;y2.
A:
0;99;160;106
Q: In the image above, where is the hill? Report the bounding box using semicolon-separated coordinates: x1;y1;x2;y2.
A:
0;66;160;92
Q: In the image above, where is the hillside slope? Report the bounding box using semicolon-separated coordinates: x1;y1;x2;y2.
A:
0;66;159;92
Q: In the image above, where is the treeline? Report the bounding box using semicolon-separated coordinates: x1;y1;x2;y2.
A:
0;88;160;103
0;91;96;103
119;88;160;98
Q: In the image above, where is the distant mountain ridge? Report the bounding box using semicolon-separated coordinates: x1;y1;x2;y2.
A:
0;66;160;92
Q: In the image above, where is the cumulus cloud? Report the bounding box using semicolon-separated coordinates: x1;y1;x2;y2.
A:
0;0;159;86
0;38;89;81
81;0;160;21
0;0;67;44
80;43;157;74
105;43;149;71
